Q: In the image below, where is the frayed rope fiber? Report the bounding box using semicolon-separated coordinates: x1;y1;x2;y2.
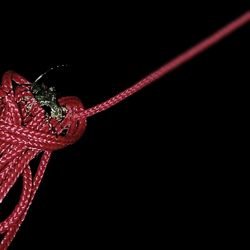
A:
0;11;249;249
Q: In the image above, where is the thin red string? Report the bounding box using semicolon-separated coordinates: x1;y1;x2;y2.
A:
84;11;250;117
0;11;249;249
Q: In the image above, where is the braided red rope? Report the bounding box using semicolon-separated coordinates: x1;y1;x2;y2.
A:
83;11;250;117
0;72;86;249
0;11;249;249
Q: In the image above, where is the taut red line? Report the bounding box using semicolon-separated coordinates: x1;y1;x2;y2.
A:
0;11;249;250
84;11;250;117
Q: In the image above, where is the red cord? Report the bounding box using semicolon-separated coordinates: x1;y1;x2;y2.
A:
84;11;250;117
0;72;86;249
0;11;249;249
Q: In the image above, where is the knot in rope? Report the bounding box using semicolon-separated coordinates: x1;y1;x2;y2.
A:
0;11;249;249
0;71;86;249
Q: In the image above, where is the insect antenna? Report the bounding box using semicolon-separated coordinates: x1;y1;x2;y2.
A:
34;64;70;83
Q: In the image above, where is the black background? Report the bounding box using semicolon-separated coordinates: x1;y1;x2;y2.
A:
0;2;249;249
